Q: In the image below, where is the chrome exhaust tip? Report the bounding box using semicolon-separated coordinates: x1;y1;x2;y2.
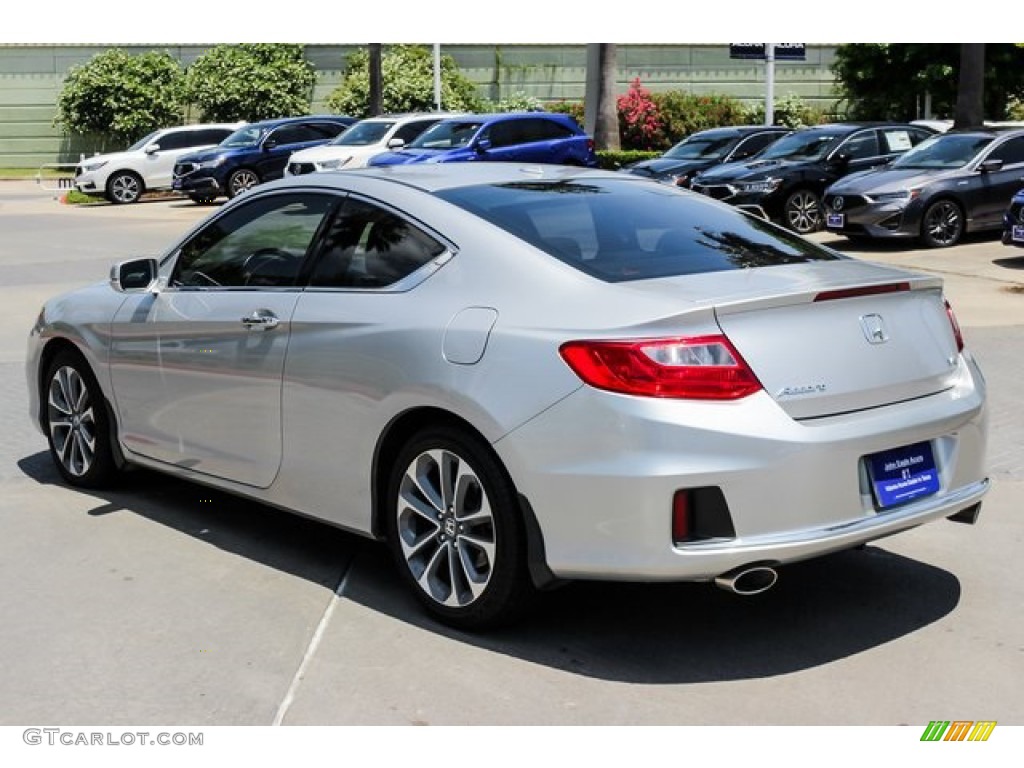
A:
714;565;778;596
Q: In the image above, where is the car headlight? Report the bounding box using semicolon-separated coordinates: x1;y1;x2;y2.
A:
870;189;920;203
317;157;351;171
80;160;107;173
736;178;782;194
198;157;227;169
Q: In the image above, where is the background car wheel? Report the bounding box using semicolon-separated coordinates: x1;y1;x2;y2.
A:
105;171;144;204
43;349;118;488
227;169;260;198
783;189;822;234
920;199;964;248
387;426;534;629
189;195;218;205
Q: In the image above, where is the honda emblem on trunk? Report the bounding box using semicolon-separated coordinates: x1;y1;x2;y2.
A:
860;314;889;344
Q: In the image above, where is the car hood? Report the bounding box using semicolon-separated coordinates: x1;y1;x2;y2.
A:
80;150;137;167
828;167;956;195
695;158;811;183
624;158;714;178
178;146;247;164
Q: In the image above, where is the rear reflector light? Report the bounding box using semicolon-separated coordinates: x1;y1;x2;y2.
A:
559;335;762;400
945;298;964;353
672;490;691;542
814;282;911;302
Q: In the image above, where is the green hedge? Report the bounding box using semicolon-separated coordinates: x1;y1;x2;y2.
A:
596;150;660;169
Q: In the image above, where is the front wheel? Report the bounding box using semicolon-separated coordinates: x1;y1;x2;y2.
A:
920;199;964;248
227;168;260;198
387;427;534;629
43;349;119;488
106;171;143;204
783;189;822;234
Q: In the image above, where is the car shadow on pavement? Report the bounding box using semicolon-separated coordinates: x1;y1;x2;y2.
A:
993;255;1024;270
17;451;961;685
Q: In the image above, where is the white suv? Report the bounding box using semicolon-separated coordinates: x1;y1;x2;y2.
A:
75;123;243;204
285;113;463;176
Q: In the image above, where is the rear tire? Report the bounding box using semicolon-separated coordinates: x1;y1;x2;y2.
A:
386;426;534;629
43;349;119;488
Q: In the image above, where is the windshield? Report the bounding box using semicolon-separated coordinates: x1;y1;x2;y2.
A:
126;130;161;152
330;121;395;146
891;134;993;169
664;134;737;160
436;178;840;283
220;125;268;148
758;130;840;161
408;121;483;149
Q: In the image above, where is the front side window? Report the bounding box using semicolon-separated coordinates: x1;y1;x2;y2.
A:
835;130;880;161
171;193;335;288
309;198;446;289
987;136;1024;166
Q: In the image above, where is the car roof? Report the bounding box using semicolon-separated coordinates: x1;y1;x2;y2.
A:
796;121;925;134
249;115;354;128
434;112;574;124
281;162;623;195
942;126;1024;138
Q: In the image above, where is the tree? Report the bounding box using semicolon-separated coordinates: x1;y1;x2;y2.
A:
55;48;186;144
954;44;986;128
185;44;316;122
833;43;1024;121
326;45;481;118
585;44;620;151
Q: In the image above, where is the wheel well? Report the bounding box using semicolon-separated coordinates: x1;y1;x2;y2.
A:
370;407;488;539
106;169;144;191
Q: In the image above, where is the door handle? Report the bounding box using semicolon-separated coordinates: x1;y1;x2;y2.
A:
241;309;280;330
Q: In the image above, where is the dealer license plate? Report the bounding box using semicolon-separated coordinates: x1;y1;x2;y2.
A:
867;441;939;510
1012;225;1024;242
827;212;845;228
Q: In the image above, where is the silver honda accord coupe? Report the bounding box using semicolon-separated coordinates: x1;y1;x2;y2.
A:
27;163;988;628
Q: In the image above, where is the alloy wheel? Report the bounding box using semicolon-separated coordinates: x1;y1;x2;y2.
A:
395;448;496;608
922;200;963;248
107;173;142;204
228;169;259;198
784;190;822;234
47;365;97;477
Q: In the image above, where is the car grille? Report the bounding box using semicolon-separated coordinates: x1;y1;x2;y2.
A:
288;162;315;176
691;183;735;201
824;194;868;212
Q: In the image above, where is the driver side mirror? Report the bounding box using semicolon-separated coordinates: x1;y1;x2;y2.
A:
979;158;1004;173
474;138;492;154
143;143;160;155
830;152;851;167
387;137;406;149
110;258;159;293
262;139;278;151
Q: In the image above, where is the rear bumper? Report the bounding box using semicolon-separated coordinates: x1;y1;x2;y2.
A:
495;354;988;582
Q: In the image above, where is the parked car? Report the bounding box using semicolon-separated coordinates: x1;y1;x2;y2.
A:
172;115;356;202
27;164;988;628
824;128;1024;248
1001;187;1024;247
74;123;243;204
367;112;597;167
690;122;935;234
285;113;464;176
622;126;790;188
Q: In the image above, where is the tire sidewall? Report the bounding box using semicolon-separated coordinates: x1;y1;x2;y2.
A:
106;172;143;204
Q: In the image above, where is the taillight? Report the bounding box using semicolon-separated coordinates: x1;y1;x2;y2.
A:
813;282;911;302
559;335;762;400
945;298;964;353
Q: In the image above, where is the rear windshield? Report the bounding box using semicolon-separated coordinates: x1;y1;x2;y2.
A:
436;178;841;282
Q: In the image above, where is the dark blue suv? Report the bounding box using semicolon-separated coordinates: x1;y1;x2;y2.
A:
368;112;597;167
173;115;356;202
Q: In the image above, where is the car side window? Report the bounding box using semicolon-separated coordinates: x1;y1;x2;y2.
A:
488;120;523;148
838;130;880;160
171;193;335;289
309;198;446;289
396;120;438;144
270;125;320;145
881;129;916;154
731;132;783;160
987;137;1024;166
526;118;575;141
194;129;232;147
153;131;192;151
